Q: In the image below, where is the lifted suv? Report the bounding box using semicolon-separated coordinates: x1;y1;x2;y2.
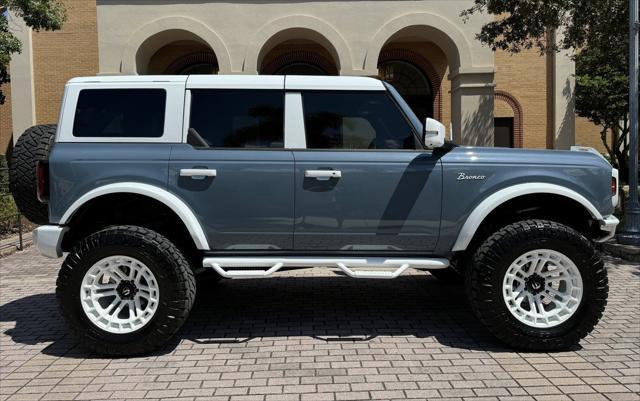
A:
10;75;619;356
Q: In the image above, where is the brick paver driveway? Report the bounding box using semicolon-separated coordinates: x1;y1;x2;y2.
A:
1;248;639;401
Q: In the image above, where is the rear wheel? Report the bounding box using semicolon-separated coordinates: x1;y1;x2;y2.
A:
466;220;608;351
57;225;196;356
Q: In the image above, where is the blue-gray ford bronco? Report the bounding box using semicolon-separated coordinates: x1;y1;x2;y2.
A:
9;75;619;356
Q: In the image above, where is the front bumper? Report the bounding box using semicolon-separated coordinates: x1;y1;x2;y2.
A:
33;225;68;258
597;215;620;242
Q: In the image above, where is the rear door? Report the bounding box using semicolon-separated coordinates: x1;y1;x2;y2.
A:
168;77;295;251
291;90;442;252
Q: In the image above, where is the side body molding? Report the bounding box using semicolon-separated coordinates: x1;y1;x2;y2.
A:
451;183;604;252
59;182;210;250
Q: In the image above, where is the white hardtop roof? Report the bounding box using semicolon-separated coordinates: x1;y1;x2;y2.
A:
67;75;188;84
67;75;385;91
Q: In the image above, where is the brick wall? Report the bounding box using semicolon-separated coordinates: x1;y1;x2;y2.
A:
494;48;549;149
32;0;98;125
575;116;607;152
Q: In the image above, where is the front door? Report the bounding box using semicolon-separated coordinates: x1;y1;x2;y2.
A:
169;88;294;251
293;91;442;252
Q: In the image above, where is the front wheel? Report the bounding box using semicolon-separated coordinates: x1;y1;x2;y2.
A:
56;226;196;356
466;220;608;351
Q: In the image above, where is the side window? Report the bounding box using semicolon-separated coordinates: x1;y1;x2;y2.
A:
189;90;284;148
302;91;417;150
73;89;166;138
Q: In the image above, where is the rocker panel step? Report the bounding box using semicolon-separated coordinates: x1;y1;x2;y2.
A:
202;257;450;279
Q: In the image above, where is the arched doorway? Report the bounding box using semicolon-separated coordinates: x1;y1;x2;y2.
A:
377;48;443;123
494;91;523;148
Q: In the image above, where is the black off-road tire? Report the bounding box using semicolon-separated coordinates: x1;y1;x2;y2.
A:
56;225;196;356
428;267;464;284
9;124;56;224
466;220;608;351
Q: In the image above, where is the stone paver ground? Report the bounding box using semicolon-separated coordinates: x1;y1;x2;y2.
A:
1;247;639;401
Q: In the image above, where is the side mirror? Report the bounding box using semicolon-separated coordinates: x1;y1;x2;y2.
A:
423;118;446;148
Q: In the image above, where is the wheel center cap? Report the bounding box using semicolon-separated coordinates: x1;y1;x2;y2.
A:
525;274;545;295
116;280;138;300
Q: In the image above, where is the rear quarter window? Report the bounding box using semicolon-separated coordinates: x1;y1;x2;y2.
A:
73;89;166;138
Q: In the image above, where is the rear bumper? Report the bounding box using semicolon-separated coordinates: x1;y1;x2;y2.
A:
597;215;620;242
33;225;68;258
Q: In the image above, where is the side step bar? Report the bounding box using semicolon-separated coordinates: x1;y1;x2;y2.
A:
202;257;450;279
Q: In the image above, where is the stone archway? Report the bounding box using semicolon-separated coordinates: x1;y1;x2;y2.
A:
364;12;473;74
366;13;494;146
245;15;352;74
121;16;231;74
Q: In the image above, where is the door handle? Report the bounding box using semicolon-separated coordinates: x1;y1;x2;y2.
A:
180;168;217;179
305;170;342;180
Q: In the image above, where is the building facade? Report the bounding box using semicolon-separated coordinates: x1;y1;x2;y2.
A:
1;0;603;156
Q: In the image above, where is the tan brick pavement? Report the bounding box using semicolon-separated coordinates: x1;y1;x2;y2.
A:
1;247;639;401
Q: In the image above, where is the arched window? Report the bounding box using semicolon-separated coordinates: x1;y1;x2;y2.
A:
261;50;338;75
377;49;442;122
379;60;433;121
164;52;219;75
275;62;328;76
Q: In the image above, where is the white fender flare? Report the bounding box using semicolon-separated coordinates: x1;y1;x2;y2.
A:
59;182;210;250
451;183;603;252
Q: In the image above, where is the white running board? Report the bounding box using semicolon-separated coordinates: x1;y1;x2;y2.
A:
202;257;450;279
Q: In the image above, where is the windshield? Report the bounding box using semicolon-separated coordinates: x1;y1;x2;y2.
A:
383;81;457;148
383;81;423;133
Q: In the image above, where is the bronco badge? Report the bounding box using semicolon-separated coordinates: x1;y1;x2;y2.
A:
457;172;487;181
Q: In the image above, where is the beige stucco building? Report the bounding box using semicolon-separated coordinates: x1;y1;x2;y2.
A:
1;0;603;156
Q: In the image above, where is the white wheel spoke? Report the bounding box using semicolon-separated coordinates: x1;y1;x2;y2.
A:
109;267;127;281
95;283;117;290
101;298;120;318
94;290;118;299
535;297;546;316
545;287;566;300
138;284;150;292
134;297;143;317
525;293;536;312
112;300;127;317
81;255;159;334
513;290;526;304
531;258;542;274
502;249;583;329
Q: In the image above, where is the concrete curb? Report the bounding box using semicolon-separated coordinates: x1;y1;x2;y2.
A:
600;240;640;263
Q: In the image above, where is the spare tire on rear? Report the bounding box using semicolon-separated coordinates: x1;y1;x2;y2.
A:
9;124;57;225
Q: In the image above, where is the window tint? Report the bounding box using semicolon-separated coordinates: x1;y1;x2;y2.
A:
302;91;417;150
189;90;284;148
73;89;166;138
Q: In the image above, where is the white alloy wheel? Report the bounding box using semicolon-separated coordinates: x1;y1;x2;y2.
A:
502;249;583;329
80;255;160;334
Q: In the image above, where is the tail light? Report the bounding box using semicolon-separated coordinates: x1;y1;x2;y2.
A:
611;168;619;208
36;161;49;203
